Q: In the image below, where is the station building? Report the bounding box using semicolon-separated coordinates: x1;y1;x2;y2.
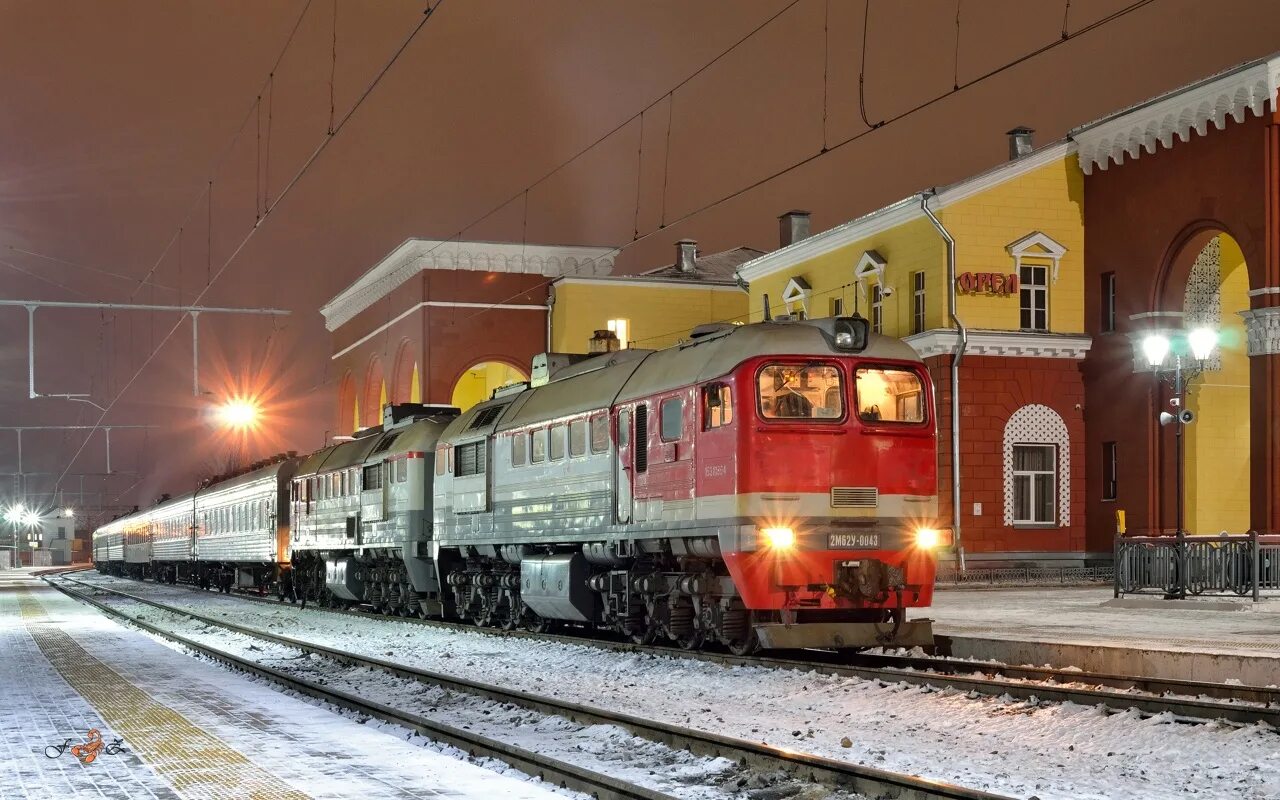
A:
321;238;753;431
736;145;1093;567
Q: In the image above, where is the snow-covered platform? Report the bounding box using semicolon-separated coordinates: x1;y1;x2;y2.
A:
930;585;1280;684
0;569;559;800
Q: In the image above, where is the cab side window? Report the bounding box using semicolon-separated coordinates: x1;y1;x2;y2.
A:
660;397;683;441
703;384;733;429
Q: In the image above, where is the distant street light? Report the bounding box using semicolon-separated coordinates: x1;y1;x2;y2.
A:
216;397;261;431
1141;325;1218;600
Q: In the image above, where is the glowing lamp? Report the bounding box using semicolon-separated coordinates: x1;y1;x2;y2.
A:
1188;327;1217;361
1141;334;1170;368
217;398;260;430
915;528;942;549
760;527;796;549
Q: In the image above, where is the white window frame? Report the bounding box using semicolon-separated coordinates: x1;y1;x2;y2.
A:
1019;263;1049;332
781;277;811;319
911;272;926;334
1011;443;1057;526
871;284;884;334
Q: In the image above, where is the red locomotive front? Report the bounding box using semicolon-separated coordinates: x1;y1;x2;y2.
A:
698;321;944;648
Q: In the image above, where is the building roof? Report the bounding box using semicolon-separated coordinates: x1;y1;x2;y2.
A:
1071;51;1280;175
320;238;618;331
734;141;1074;283
640;245;765;282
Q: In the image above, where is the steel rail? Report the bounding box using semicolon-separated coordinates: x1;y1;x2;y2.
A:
79;572;1280;725
54;575;1016;800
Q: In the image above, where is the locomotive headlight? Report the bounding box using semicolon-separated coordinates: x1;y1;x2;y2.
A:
914;528;942;549
834;330;855;349
760;526;796;549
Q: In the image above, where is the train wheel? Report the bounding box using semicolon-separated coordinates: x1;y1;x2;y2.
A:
629;621;657;645
726;629;758;657
524;614;551;634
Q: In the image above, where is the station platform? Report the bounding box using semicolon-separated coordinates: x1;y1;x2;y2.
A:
930;585;1280;684
0;569;558;800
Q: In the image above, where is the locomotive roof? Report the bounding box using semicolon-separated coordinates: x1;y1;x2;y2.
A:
442;317;921;439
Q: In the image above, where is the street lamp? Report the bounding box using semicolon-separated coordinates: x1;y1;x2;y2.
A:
1141;325;1218;599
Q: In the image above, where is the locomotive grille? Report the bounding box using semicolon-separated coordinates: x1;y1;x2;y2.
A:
830;487;878;508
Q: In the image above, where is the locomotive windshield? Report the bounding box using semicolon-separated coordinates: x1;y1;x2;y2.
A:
854;367;925;423
757;364;843;420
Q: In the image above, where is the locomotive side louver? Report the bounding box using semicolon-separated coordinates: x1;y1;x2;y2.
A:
830;487;878;508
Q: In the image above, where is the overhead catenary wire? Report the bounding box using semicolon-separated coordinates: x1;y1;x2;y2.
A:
63;2;445;497
451;0;1162;328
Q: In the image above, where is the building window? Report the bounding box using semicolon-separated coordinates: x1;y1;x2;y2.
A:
1012;445;1056;525
911;272;925;334
607;318;629;349
1020;264;1048;331
1002;403;1070;527
1102;441;1117;501
871;284;884;334
1101;271;1116;332
829;297;843;318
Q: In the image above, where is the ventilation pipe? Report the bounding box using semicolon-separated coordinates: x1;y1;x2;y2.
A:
676;239;698;273
778;210;811;247
920;191;967;572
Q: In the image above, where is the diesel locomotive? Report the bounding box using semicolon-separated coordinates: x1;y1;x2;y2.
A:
95;314;946;652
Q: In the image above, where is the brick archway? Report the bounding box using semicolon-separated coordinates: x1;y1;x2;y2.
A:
1080;84;1280;539
362;355;386;428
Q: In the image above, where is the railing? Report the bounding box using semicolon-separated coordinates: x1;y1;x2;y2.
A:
1114;533;1280;600
937;565;1114;587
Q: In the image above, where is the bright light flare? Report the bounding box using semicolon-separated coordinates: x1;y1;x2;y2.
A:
914;528;942;549
20;510;40;527
217;397;261;431
1141;334;1170;368
760;526;796;549
1188;327;1217;361
62;508;74;518
4;505;25;525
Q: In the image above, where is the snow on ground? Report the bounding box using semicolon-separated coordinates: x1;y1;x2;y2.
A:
75;573;1280;800
77;585;865;800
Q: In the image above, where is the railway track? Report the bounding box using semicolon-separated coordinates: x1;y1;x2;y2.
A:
52;574;1015;800
76;572;1280;726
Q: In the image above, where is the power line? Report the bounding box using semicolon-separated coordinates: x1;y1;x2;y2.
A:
57;2;444;494
453;0;1161;328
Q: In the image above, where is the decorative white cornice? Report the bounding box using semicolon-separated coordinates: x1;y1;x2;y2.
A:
321;239;617;331
734;142;1073;283
1073;53;1280;175
904;328;1092;360
1240;307;1280;356
552;275;741;292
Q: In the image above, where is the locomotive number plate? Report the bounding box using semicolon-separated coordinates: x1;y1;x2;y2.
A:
828;532;881;550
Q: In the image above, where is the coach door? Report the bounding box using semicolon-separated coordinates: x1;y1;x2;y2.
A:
615;408;632;524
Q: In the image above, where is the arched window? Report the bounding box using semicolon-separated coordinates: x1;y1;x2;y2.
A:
337;372;356;435
363;356;386;428
391;340;419;404
1002;404;1070;527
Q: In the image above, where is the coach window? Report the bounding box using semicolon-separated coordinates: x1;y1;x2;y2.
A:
758;364;842;420
590;414;609;453
531;429;546;463
854;367;924;423
340;470;348;496
569;419;587;457
703;384;733;429
350;467;359;492
660;398;683;441
550;423;566;461
512;433;527;466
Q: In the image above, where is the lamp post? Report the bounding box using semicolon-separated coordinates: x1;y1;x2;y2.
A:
1141;326;1217;600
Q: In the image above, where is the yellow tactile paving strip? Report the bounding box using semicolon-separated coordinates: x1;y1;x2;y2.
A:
18;589;311;800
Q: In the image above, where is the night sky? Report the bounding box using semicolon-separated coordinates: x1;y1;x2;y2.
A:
1;0;1278;516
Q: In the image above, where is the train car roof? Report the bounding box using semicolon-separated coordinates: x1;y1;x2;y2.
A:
199;457;299;496
439;317;921;439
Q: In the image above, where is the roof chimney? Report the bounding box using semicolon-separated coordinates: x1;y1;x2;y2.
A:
1007;127;1034;160
778;210;810;248
676;239;698;273
589;329;621;354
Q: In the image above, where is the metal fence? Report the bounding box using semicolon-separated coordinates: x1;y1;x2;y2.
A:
1114;533;1280;600
937;565;1114;587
